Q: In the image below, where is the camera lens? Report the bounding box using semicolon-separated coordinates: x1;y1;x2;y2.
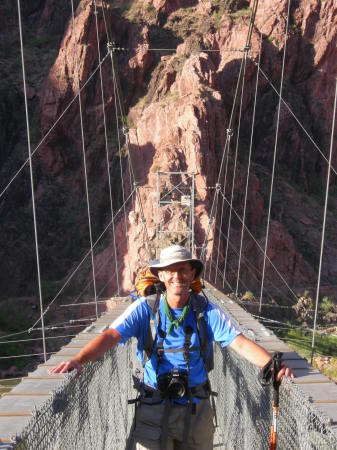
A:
157;371;188;399
167;379;186;399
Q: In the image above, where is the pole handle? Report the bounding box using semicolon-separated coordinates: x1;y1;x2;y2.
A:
258;352;283;387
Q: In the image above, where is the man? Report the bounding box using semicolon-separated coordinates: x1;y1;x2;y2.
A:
50;245;294;449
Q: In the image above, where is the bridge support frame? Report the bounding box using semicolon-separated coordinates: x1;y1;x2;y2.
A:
155;171;195;258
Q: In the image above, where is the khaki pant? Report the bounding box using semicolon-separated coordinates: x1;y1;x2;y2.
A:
133;399;214;450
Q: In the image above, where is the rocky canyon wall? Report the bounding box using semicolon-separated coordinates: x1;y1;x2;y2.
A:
0;0;336;303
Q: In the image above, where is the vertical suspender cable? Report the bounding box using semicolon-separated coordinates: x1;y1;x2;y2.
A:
113;69;152;258
191;172;195;255
310;76;337;365
223;51;248;282
236;0;265;296
156;171;160;258
93;0;120;295
132;129;153;254
259;0;291;314
70;0;98;318
201;190;219;281
200;0;260;276
17;0;47;362
220;135;233;289
215;134;231;286
207;186;220;281
111;64;133;283
101;2;151;259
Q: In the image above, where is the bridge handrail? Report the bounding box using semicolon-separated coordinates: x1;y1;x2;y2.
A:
0;290;336;449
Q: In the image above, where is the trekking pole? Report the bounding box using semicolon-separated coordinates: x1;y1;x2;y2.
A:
269;352;282;450
258;352;283;450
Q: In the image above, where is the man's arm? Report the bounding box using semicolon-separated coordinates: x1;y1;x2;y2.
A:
49;328;122;376
229;334;294;381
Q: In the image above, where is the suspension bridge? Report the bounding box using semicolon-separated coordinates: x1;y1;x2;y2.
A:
0;0;337;448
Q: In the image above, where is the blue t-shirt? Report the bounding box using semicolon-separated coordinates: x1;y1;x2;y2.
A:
110;294;241;392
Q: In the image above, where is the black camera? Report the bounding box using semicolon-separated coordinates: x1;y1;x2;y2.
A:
157;370;188;399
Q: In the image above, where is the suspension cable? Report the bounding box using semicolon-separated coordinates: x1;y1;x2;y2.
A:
70;0;98;318
33;323;94;332
65;250;119;306
109;46;244;53
218;133;232;288
97;270;118;297
102;3;152;258
223;50;249;281
206;187;220;281
217;0;260;185
35;316;95;330
102;1;134;282
196;238;233;292
236;1;265;297
67;256;117;305
214;184;225;284
208;251;262;302
0;334;77;345
93;0;120;295
28;188;135;332
0;52;110;202
214;223;286;306
60;299;118;308
212;221;297;310
200;190;217;264
201;0;260;264
218;189;299;305
0;351;55;361
255;64;337;178
259;0;291;314
239;300;313;311
111;65;133;284
0;191;133;341
17;0;47;363
310;76;337;365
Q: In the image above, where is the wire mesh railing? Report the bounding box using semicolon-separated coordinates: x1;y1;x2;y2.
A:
211;344;337;450
15;346;135;450
11;296;337;449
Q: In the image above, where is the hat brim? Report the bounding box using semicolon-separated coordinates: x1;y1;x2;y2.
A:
149;258;203;280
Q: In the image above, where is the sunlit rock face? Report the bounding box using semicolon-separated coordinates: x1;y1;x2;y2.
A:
1;0;336;299
39;0;337;295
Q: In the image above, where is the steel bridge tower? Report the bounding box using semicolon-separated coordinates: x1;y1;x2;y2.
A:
155;171;195;258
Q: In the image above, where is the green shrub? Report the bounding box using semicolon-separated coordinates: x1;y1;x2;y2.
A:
320;296;335;314
242;290;254;301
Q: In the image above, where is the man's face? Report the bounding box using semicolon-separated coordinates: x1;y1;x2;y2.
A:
157;262;196;298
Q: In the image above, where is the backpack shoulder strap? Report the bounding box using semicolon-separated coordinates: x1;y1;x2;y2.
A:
190;291;214;372
143;286;162;363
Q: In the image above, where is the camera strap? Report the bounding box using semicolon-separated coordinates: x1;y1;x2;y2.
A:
156;340;165;378
183;325;193;373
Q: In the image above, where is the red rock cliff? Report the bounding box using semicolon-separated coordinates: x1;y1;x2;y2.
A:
37;0;337;299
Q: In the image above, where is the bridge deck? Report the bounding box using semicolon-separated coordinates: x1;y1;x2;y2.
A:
0;288;336;446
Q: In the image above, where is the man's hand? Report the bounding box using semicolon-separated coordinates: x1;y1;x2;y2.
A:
47;328;121;379
276;364;294;381
49;359;83;376
230;335;295;382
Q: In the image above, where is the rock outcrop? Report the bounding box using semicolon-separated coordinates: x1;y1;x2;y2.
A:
1;0;337;302
32;0;337;296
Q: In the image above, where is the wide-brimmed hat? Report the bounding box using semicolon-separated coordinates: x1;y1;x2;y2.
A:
149;245;203;279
